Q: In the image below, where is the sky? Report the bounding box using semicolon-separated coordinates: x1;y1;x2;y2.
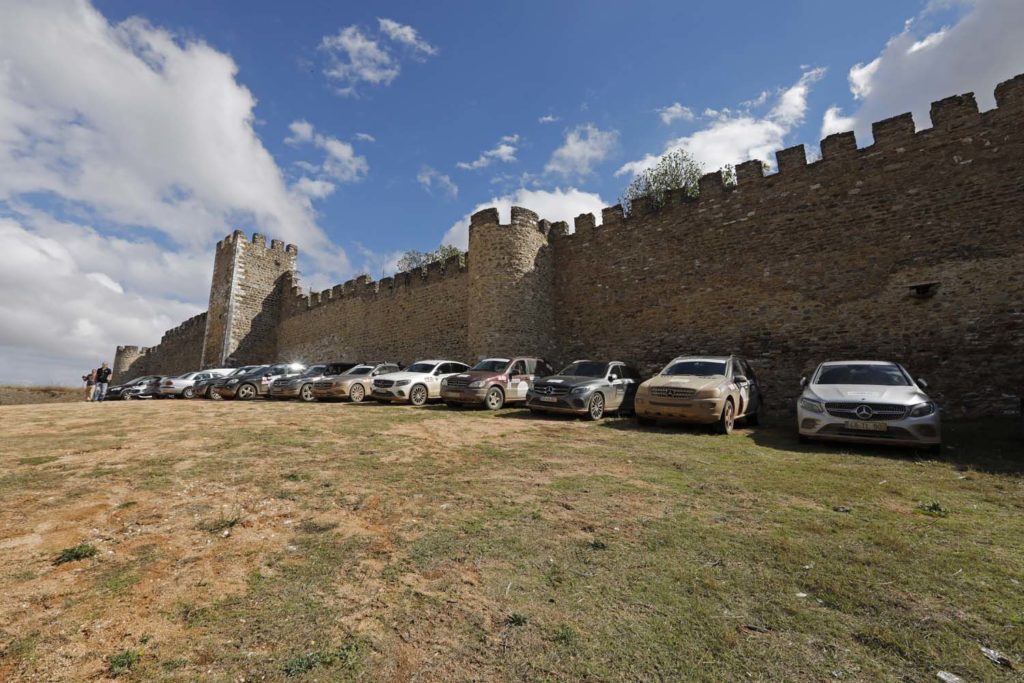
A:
1;0;1023;384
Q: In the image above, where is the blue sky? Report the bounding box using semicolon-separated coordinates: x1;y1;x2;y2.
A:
1;0;1022;382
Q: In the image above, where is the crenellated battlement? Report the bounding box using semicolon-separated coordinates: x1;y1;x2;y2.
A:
216;230;297;255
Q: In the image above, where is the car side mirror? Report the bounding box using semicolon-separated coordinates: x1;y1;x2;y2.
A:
917;378;928;389
609;374;618;381
734;375;748;384
800;376;808;388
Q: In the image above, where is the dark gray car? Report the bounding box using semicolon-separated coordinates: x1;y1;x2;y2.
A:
216;363;306;400
200;365;264;400
526;360;641;420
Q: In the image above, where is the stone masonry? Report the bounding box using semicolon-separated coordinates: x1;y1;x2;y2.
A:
114;75;1024;416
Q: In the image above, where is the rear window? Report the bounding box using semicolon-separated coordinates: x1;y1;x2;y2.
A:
815;364;910;386
662;360;727;377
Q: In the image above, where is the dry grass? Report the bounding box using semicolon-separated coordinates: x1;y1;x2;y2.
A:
0;399;1021;682
0;385;84;406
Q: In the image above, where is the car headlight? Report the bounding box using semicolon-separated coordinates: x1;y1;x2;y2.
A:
799;397;824;414
440;378;448;387
395;379;411;387
469;380;485;388
570;386;591;395
909;401;936;417
695;387;722;399
226;379;239;385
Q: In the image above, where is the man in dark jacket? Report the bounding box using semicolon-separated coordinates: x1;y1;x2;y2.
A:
94;362;113;402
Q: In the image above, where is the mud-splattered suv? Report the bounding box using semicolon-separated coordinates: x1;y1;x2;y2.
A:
312;362;401;402
441;357;554;410
634;355;763;433
526;360;641;420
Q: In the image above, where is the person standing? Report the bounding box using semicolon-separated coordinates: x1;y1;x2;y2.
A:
83;369;96;401
94;362;113;402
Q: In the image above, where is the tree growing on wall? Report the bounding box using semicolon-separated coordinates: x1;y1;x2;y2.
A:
619;149;737;214
395;244;463;272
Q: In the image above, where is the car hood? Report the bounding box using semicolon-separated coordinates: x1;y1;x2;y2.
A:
806;384;928;404
534;375;604;389
450;370;508;382
642;375;724;392
376;371;433;382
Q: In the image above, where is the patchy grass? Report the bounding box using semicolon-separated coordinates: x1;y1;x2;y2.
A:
0;399;1021;682
53;543;97;565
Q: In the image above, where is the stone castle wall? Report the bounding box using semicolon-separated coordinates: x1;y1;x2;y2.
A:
113;312;207;382
112;75;1024;415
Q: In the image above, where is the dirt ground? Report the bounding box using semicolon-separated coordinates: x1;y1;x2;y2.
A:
0;399;1021;682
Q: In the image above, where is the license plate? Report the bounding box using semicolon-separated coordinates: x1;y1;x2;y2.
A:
845;420;887;432
539;396;558;403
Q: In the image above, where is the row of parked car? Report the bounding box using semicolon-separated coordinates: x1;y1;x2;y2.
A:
108;355;944;451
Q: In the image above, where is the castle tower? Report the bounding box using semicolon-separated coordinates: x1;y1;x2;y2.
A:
466;206;556;362
200;231;298;367
112;345;144;383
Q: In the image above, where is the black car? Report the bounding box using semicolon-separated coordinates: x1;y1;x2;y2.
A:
193;365;263;399
526;360;642;420
105;375;164;400
216;363;306;400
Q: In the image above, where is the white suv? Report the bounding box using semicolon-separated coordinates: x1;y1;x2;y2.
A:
371;360;470;406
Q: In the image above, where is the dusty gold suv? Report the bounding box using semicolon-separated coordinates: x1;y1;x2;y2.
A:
634;355;763;433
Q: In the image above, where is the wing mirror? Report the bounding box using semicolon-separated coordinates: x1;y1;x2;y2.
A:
609;374;618;381
799;376;808;388
734;375;748;384
917;378;928;389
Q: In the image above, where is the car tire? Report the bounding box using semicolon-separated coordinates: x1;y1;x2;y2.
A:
208;387;221;400
122;393;132;401
585;393;605;421
484;386;505;410
237;383;257;401
409;384;428;407
716;399;735;435
349;384;365;403
182;387;194;399
299;384;315;402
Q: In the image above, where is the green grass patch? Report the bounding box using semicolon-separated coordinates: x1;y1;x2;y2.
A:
108;648;141;676
53;543;97;565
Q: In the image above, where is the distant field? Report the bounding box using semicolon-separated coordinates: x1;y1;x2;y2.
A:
0;400;1020;682
0;385;82;406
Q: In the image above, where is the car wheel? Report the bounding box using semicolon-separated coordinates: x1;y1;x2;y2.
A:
208;387;221;400
349;384;365;403
484;386;505;410
122;393;132;400
409;384;428;406
237;383;257;401
182;387;194;399
299;383;315;402
716;399;735;435
585;392;605;421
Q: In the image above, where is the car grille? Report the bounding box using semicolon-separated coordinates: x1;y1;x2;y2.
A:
825;402;908;421
533;384;569;396
271;379;291;388
374;379;394;388
445;376;471;388
649;386;697;399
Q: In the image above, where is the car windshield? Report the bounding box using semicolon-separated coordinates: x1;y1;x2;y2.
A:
815;364;910;386
344;366;373;375
407;363;437;373
662;360;727;377
472;359;510;372
233;366;263;376
558;361;610;377
301;366;325;377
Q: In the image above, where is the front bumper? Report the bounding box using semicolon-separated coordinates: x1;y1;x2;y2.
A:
634;395;724;424
269;385;302;398
371;386;409;402
797;409;941;447
158;386;184;396
313;384;349;399
525;392;591;415
441;386;489;404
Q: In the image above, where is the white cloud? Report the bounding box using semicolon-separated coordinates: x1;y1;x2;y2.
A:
820;105;856;138
0;0;357;382
354;132;376;142
657;102;695;125
617;68;824;177
320;19;436;96
441;187;608;250
417;166;458;198
825;0;1024;142
456;135;520;170
544;125;618;177
377;18;438;57
293;177;336;199
285;120;369;183
538;114;560;124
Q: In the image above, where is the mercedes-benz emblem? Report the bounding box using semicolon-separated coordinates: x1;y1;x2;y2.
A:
854;404;874;419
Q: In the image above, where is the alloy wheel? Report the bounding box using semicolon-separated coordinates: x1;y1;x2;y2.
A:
587;393;605;421
485;387;504;410
300;384;314;402
350;384;365;403
410;385;427;406
238;384;256;400
183;387;193;399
